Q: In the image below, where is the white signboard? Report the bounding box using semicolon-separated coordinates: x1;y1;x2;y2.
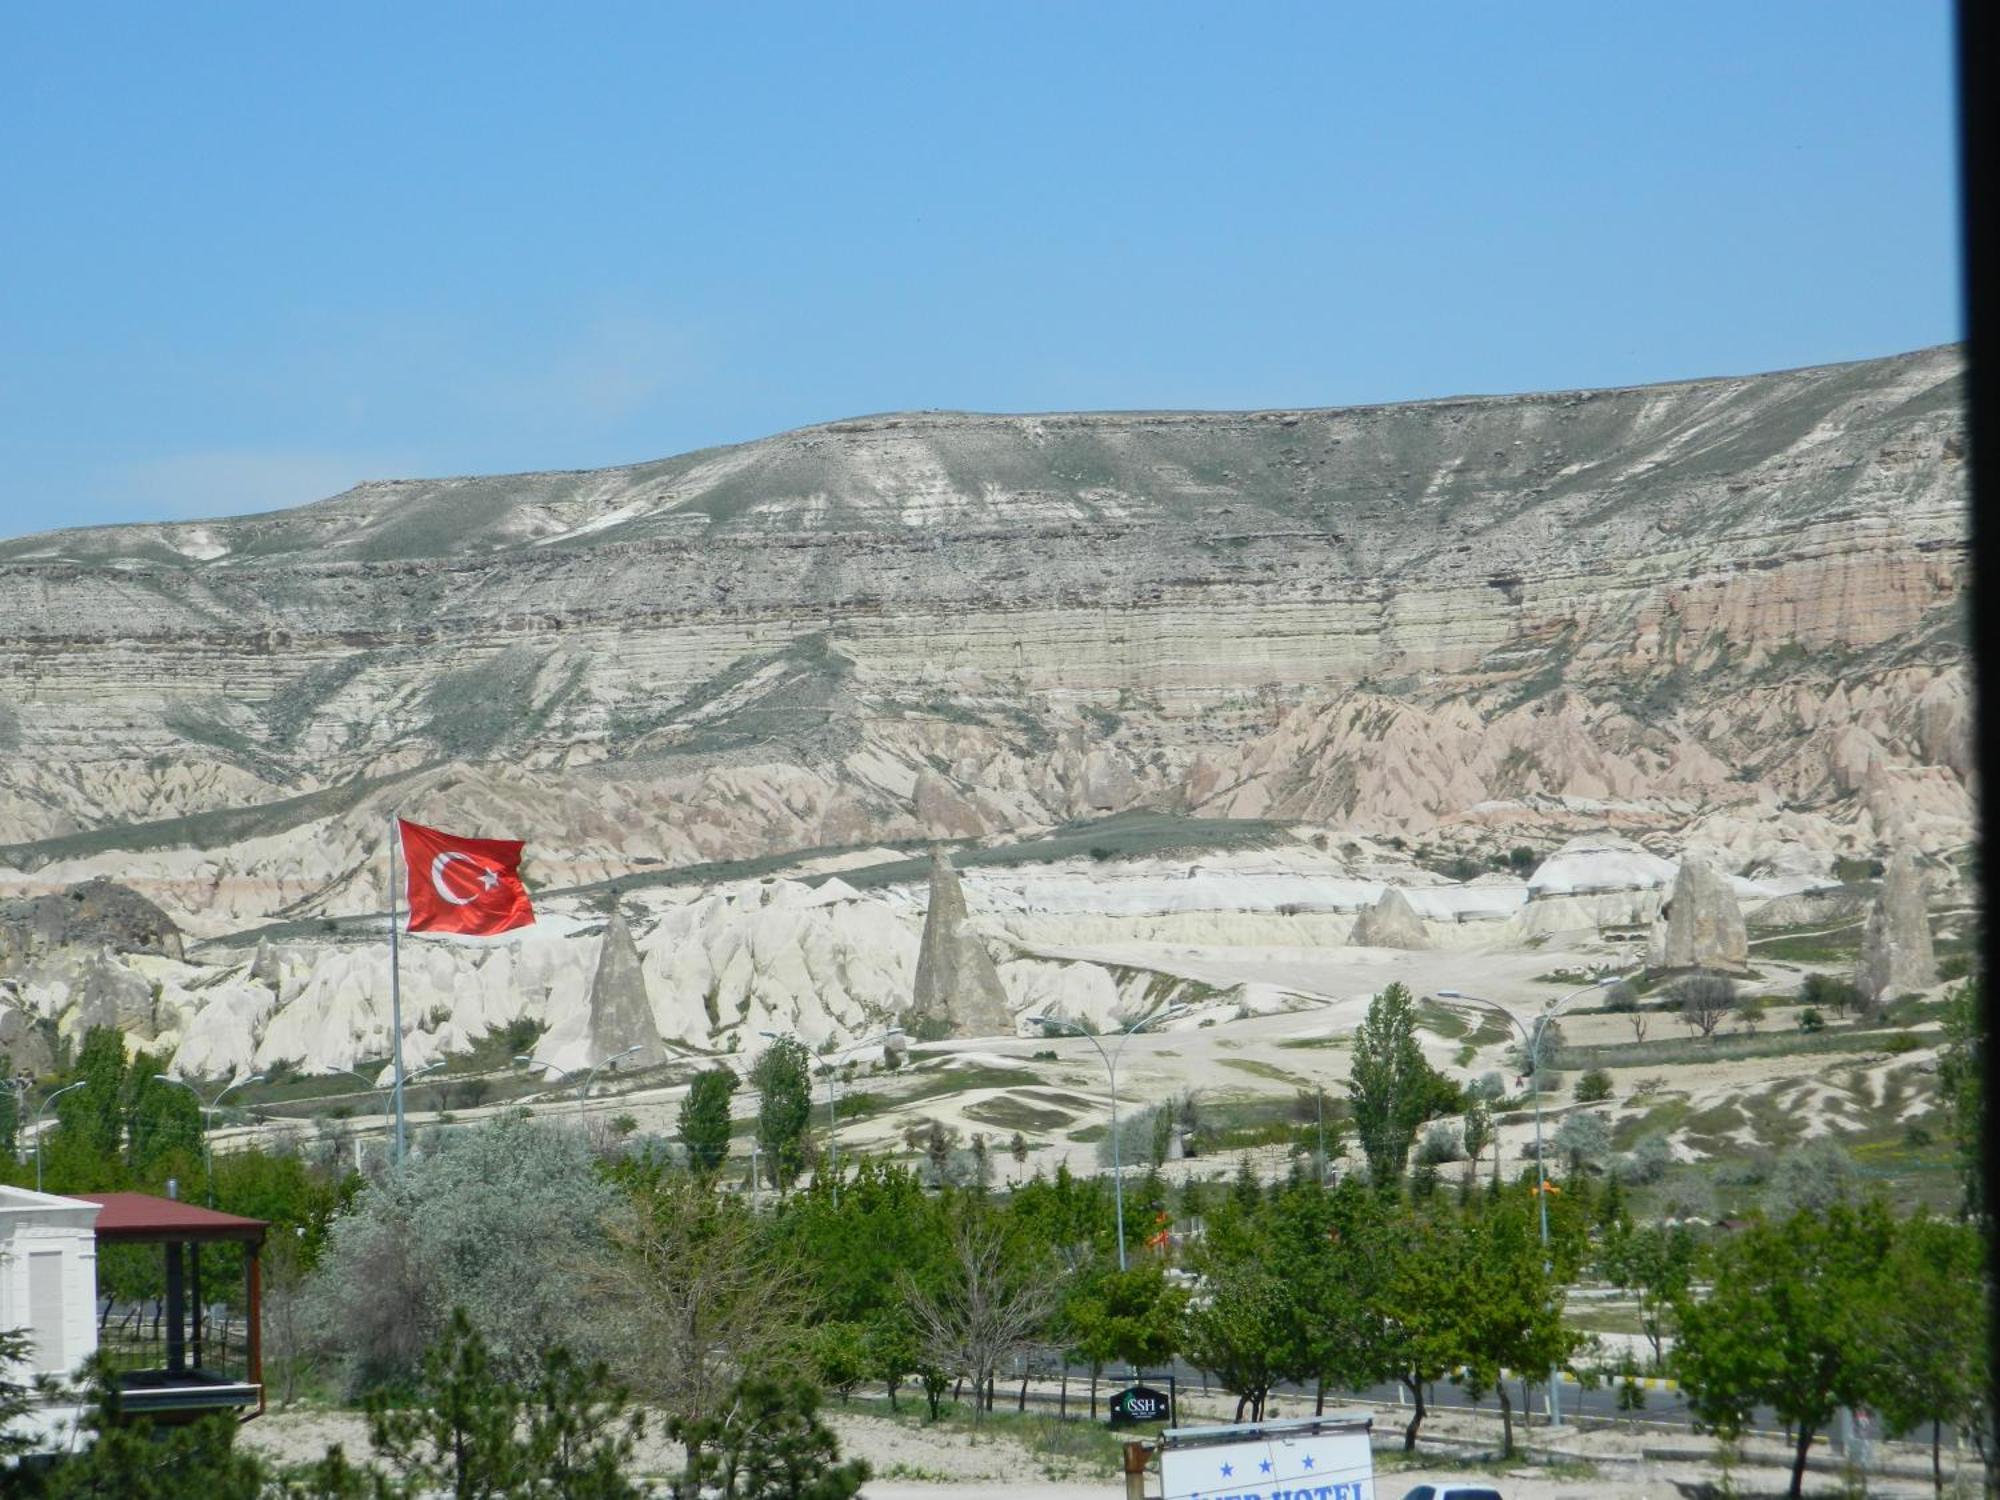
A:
1159;1416;1373;1500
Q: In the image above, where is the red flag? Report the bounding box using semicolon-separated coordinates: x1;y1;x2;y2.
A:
398;818;536;936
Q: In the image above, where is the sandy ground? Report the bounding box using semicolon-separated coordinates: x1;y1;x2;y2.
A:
239;1396;1972;1499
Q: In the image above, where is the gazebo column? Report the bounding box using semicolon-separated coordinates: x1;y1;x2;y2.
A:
190;1243;204;1371
164;1241;187;1376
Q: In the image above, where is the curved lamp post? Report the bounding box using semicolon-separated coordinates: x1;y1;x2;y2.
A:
1024;1005;1188;1271
1436;971;1628;1426
582;1045;644;1112
3;1075;29;1168
34;1079;88;1193
316;1067;392;1167
515;1048;639;1120
150;1072;268;1203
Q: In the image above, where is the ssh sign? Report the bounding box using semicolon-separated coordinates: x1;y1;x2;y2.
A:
1111;1385;1172;1426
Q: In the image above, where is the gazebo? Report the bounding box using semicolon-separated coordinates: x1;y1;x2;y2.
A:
71;1192;267;1421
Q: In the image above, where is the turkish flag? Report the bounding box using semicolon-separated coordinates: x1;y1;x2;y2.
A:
398;818;536;936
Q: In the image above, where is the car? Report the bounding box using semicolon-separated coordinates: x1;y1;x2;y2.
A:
1401;1486;1504;1500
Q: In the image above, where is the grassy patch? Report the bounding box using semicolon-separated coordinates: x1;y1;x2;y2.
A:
1551;1026;1922;1072
963;1096;1077;1132
1610;1095;1691;1151
1414;999;1470;1040
891;1065;1045;1108
1747;923;1866;964
1215;1057;1307;1085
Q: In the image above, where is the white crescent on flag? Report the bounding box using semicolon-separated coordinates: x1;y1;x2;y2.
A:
430;850;500;906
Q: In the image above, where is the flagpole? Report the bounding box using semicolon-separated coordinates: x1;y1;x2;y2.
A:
389;812;408;1167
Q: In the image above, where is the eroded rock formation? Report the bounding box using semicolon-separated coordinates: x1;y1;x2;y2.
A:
1351;886;1429;949
585;908;668;1070
1857;851;1938;1002
1649;856;1749;972
912;850;1015;1038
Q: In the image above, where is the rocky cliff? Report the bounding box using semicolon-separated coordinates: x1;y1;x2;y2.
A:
0;346;1971;1073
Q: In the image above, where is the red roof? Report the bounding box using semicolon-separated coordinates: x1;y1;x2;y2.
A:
72;1192;268;1244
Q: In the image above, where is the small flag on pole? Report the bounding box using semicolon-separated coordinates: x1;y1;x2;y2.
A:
397;818;536;936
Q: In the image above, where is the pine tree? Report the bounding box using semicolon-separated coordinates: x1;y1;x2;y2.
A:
752;1036;814;1191
677;1066;738;1178
1347;983;1435;1187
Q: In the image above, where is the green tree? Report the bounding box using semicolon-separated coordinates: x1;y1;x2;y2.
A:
679;1066;740;1179
672;1374;869;1500
1064;1259;1188;1416
1674;1201;1896;1499
1597;1220;1698;1370
1552;1111;1611;1178
1937;976;1982;1220
43;1025;131;1192
752;1036;814;1192
0;1067;18;1164
366;1308;525;1500
1867;1213;1989;1497
1;1327;37;1471
1347;983;1446;1187
603;1177;813;1468
1181;1245;1299;1423
1453;1195;1580;1455
123;1054;203;1183
1267;1177;1392;1413
1460;1097;1493;1184
518;1343;648;1500
1367;1202;1472;1450
808;1321;870;1403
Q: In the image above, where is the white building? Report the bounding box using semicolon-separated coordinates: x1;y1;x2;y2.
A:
0;1184;101;1453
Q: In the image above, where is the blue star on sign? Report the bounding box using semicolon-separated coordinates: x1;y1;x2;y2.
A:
1220;1463;1233;1477
1261;1459;1274;1473
1303;1455;1317;1469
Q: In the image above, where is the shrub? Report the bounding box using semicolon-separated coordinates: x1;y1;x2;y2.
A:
1415;1121;1464;1165
1937;953;1972;981
1552;1111;1612;1176
1800;972;1862;1018
1574;1069;1614;1104
1767;1137;1857;1214
1612;1134;1671;1185
1601;982;1641;1013
1798;1007;1826;1034
1880;1033;1923;1055
308;1115;621;1390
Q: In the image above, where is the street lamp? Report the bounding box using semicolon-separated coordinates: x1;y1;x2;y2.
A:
1437;971;1627;1426
33;1079;87;1193
3;1075;29;1168
582;1045;644;1114
1025;1005;1188;1271
800;1028;903;1206
150;1073;268;1204
315;1067;391;1168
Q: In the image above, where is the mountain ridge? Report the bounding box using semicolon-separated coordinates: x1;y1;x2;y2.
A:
2;342;1961;564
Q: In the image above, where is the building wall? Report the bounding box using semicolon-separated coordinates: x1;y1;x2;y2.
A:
0;1186;102;1455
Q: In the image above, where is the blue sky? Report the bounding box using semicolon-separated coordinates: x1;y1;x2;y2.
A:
0;3;1961;537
